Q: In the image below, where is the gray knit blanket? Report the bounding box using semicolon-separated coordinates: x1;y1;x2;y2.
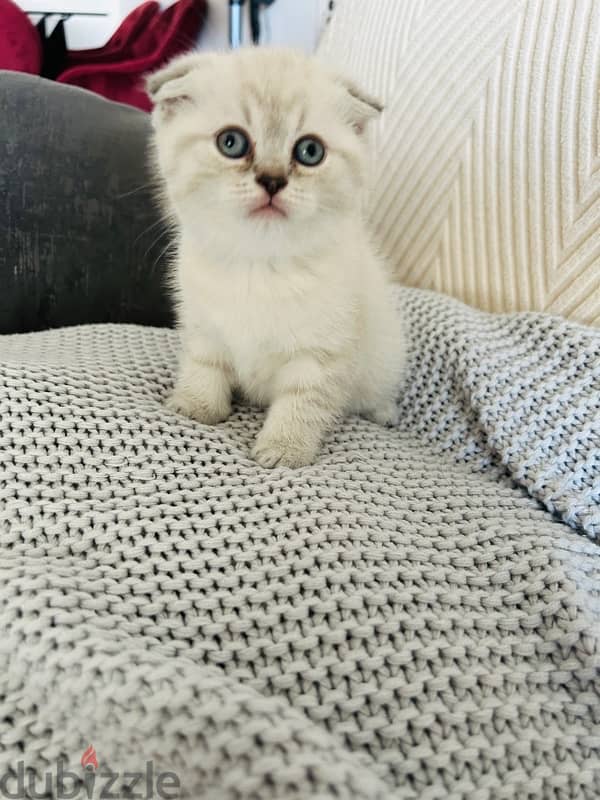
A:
0;288;598;800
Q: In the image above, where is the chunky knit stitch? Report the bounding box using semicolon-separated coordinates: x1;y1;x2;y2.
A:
0;287;598;799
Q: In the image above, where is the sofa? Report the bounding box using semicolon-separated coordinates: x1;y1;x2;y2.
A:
0;1;598;798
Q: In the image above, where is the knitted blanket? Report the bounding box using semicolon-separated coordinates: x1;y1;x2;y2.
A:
0;288;598;800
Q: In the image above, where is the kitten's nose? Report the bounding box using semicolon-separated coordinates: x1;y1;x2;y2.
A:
255;173;288;197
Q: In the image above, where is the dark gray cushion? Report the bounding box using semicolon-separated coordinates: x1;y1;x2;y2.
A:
0;71;174;333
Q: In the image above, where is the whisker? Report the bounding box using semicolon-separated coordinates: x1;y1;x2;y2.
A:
133;217;170;247
152;239;176;271
142;227;173;262
115;180;161;200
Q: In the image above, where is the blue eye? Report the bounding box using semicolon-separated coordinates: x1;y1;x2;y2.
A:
216;128;250;158
293;136;326;167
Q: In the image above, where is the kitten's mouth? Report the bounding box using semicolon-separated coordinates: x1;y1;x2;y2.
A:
249;199;288;219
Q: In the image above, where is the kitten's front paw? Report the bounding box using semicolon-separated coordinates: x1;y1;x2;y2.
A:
165;390;231;425
251;434;318;469
367;401;400;427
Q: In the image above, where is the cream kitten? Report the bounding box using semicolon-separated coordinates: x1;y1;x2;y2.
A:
147;48;405;468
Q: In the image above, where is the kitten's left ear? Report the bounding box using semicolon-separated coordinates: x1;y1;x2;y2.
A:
339;78;383;134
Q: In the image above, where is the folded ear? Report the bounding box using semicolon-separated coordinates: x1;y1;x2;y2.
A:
146;53;208;119
339;78;383;134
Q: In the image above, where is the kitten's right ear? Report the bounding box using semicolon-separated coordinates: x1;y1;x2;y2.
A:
146;53;206;120
340;78;383;134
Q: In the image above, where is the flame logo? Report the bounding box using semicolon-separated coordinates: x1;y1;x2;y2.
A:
81;745;98;770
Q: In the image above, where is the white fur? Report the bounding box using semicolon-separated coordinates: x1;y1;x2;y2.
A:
148;48;405;468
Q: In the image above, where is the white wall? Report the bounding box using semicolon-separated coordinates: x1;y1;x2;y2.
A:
15;1;117;48
199;0;327;52
16;0;329;52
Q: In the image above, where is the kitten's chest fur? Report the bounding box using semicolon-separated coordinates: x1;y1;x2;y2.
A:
177;250;357;403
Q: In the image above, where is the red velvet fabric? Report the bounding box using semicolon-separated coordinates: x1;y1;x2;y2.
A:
65;1;160;66
58;0;207;111
0;0;42;75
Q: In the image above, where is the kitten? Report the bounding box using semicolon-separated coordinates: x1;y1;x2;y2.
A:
147;48;405;468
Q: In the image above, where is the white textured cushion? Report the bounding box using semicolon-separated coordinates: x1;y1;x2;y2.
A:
319;0;600;326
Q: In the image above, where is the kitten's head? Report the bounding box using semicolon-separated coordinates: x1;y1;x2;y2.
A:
147;48;381;260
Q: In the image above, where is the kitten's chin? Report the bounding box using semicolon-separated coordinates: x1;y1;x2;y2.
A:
177;202;334;261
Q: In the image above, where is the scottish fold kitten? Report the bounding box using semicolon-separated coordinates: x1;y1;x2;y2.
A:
147;48;405;468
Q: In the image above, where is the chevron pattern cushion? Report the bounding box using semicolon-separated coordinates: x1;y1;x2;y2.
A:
318;0;600;326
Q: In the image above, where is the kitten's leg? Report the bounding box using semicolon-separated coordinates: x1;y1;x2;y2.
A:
359;362;402;427
252;355;348;468
364;399;400;427
167;340;233;425
359;308;405;427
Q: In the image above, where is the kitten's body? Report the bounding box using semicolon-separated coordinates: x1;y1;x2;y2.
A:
149;49;405;468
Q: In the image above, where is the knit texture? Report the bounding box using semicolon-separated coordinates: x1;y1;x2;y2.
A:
0;287;599;799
